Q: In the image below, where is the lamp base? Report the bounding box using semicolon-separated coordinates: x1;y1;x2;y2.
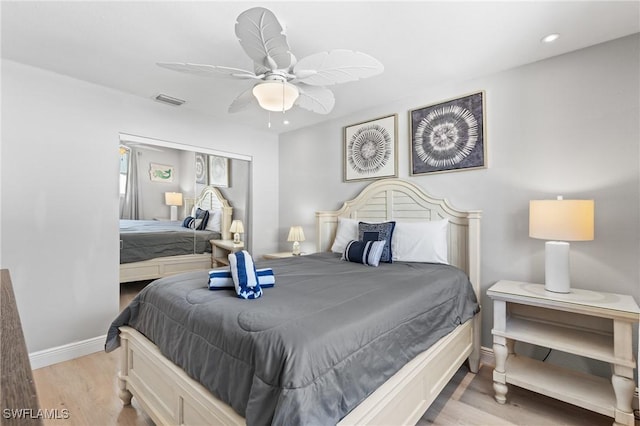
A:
233;233;241;245
170;206;178;221
292;241;300;256
544;241;570;293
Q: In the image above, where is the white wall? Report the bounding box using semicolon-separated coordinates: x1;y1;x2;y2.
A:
1;59;280;356
279;35;640;366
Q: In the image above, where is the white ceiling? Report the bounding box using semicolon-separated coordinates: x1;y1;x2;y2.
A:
2;1;639;133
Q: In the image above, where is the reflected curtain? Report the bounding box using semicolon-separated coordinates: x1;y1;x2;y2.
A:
120;148;142;219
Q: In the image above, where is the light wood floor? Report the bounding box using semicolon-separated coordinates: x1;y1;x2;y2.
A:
30;282;630;425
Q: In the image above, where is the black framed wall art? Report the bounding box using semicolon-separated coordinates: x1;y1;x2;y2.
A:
409;91;486;175
344;113;398;182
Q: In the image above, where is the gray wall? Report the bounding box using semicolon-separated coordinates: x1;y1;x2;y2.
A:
278;35;639;373
1;58;280;355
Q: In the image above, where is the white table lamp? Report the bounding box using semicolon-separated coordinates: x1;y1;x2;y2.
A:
229;220;244;245
164;192;183;221
529;197;594;293
287;226;305;256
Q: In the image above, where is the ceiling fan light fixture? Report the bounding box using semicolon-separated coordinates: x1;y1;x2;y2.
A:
252;81;299;112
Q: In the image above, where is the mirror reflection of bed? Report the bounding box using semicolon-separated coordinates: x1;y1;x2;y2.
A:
118;135;251;306
119;185;232;276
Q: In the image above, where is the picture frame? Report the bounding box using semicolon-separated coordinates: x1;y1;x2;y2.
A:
344;113;398;182
208;155;229;187
149;163;175;182
409;91;486;176
195;153;207;184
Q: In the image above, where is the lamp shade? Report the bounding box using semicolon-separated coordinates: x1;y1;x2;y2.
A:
164;192;183;206
287;226;305;242
229;220;244;234
252;81;299;112
529;198;594;241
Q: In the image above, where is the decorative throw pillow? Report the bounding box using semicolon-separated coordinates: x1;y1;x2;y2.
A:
194;208;210;231
228;250;262;299
342;240;386;267
182;216;203;230
358;221;396;263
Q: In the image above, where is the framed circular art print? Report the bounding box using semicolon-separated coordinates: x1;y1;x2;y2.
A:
409;91;486;175
344;113;398;182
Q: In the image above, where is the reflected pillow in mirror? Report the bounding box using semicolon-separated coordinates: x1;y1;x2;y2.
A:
194;208;210;231
205;209;222;233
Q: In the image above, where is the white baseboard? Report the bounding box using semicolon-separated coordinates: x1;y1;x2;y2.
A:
480;345;495;367
29;335;106;370
477;345;639;413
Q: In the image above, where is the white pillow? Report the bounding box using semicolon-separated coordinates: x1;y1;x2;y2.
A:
205;209;222;233
391;219;449;264
330;217;359;253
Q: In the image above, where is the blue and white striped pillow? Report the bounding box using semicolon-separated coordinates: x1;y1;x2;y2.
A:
342;239;386;267
228;250;262;299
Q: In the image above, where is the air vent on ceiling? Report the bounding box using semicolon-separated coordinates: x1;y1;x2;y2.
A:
155;94;185;106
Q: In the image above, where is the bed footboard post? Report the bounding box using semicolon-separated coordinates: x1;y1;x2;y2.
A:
118;332;133;405
467;210;482;374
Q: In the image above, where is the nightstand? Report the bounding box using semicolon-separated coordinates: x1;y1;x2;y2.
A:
262;252;308;260
487;280;639;426
210;240;243;267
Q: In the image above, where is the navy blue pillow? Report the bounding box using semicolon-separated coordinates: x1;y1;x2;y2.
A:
358;221;396;263
194;208;210;231
342;240;386;267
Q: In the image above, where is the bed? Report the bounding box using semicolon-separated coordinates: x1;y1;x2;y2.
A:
119;186;233;283
108;178;482;425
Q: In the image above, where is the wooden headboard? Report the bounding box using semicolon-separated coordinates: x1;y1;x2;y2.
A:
193;186;233;240
315;178;481;296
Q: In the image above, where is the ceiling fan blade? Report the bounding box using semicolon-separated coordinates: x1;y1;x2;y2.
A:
295;85;335;114
254;62;270;76
235;7;292;70
293;50;383;86
228;88;257;113
157;62;261;79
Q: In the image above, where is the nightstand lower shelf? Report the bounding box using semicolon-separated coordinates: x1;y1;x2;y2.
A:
498;355;615;417
488;280;639;426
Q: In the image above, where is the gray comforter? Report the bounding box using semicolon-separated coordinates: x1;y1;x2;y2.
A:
106;252;479;425
119;220;221;263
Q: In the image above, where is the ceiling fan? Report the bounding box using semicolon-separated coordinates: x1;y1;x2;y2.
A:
157;7;384;116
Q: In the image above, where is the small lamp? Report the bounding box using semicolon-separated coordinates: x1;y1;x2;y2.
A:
529;196;594;293
287;226;305;256
229;220;244;245
164;192;183;221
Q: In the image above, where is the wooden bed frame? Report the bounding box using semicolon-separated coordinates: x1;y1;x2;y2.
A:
117;178;481;425
119;186;233;283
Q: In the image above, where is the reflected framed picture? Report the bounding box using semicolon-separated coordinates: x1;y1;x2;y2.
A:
149;163;174;182
344;113;398;182
195;153;207;184
208;155;229;187
410;91;486;175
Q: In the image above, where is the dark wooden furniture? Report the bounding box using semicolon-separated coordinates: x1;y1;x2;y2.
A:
1;269;42;425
